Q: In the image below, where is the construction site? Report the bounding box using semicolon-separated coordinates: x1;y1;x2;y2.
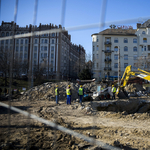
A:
0;74;150;150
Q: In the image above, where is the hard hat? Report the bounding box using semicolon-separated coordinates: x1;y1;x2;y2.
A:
112;85;114;87
68;85;71;87
56;85;58;87
80;85;82;87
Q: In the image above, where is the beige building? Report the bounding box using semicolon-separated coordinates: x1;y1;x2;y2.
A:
0;21;85;80
92;20;150;81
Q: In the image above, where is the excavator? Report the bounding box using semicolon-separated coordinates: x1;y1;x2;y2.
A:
116;65;150;99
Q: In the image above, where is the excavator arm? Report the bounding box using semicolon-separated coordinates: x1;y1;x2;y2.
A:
117;65;150;98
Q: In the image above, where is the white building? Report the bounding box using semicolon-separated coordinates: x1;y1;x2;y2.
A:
92;20;150;81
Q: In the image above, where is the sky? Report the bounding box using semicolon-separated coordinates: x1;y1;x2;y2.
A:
1;0;150;59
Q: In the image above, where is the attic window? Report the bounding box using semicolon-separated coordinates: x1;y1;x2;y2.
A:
142;31;146;34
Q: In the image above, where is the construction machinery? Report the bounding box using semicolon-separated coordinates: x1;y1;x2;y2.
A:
116;65;150;99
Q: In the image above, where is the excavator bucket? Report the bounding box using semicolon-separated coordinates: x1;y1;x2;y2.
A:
117;90;129;99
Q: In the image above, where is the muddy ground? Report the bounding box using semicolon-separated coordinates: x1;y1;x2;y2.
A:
0;96;150;150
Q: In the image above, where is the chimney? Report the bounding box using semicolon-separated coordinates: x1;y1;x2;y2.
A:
137;23;141;29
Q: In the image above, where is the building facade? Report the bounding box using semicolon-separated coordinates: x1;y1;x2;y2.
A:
92;20;150;81
0;21;85;80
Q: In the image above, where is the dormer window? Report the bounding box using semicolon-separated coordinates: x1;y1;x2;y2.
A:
142;31;146;34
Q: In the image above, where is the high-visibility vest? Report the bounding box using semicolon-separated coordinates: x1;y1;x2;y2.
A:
79;88;83;95
55;88;58;95
112;87;116;93
66;88;71;95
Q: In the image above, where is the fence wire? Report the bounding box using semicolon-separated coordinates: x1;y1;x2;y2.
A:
0;0;150;150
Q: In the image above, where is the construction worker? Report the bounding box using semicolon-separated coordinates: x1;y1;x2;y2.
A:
111;85;116;100
55;85;59;104
66;85;72;105
78;85;84;104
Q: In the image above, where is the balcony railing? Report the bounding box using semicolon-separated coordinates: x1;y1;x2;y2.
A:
102;50;112;53
104;67;112;71
104;58;111;62
104;41;111;45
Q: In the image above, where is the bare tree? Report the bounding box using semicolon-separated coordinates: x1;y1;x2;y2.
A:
0;47;11;86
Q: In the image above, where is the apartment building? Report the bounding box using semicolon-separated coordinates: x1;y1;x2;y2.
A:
0;21;85;79
92;19;150;81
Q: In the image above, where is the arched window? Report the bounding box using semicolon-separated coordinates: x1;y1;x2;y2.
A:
133;38;137;43
142;31;146;34
124;38;128;43
124;46;128;51
114;46;118;52
133;46;137;52
143;38;147;43
6;32;9;36
1;32;5;37
16;32;20;35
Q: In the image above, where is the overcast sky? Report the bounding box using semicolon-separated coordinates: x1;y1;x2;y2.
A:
1;0;150;58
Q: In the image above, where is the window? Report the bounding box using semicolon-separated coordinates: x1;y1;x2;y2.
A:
142;31;146;34
10;39;13;44
34;60;36;65
6;40;9;44
41;46;43;51
93;46;95;51
35;39;37;44
93;54;95;60
124;46;128;51
1;40;4;44
52;39;54;44
20;46;23;51
144;46;146;51
114;38;118;43
134;55;137;60
34;46;37;51
106;38;110;42
21;32;24;34
97;38;98;42
124;38;128;43
44;53;47;58
148;45;150;51
16;39;19;44
41;53;44;58
44;46;47;51
133;38;137;43
114;54;118;60
51;53;54;58
16;46;19;52
6;32;9;36
124;54;128;60
114;63;118;68
133;46;137;52
124;63;128;68
5;46;8;50
97;45;99;51
106;46;110;50
114;46;118;52
25;39;28;44
52;33;55;37
96;54;98;59
45;39;47;43
51;46;54;51
25;46;28;51
1;32;5;37
143;38;147;43
97;63;98;69
20;53;23;59
34;53;37;59
24;53;27;59
21;39;23;44
16;32;20;35
41;39;44;43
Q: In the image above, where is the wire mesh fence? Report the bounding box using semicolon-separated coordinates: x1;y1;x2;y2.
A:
1;0;150;150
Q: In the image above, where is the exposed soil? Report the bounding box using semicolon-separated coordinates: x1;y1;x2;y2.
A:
0;97;150;150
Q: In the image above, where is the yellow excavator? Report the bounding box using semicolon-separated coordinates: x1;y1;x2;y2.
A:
116;65;150;99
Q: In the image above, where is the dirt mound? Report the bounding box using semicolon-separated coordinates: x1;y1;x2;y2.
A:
20;81;97;102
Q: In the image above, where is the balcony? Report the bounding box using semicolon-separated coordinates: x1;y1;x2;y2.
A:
104;67;112;71
104;41;111;45
104;58;111;62
102;50;112;53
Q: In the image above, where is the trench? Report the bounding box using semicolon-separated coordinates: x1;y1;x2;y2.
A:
96;99;150;114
